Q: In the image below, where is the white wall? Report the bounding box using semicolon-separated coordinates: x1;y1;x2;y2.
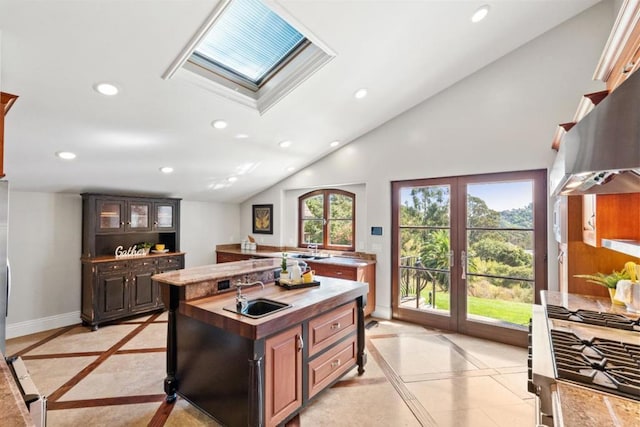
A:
6;192;240;338
241;2;614;318
7;192;82;336
180;200;240;267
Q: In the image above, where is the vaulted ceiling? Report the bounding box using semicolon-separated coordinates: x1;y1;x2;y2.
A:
0;0;601;202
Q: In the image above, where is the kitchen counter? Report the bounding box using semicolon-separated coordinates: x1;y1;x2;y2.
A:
542;290;640;320
81;251;186;263
0;353;33;427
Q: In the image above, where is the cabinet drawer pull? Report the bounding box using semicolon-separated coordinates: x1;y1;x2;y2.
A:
330;322;341;330
335;271;343;275
331;359;341;369
297;334;304;352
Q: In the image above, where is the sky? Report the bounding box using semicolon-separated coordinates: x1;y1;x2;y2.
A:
467;181;532;211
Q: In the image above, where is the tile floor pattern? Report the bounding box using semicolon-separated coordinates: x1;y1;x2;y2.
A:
6;313;534;426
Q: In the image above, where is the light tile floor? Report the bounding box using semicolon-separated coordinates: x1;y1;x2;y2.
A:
6;314;534;426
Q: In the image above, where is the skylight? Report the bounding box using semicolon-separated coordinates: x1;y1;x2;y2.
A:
192;0;306;86
165;0;334;114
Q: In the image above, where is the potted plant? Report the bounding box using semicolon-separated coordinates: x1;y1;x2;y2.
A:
574;269;630;305
280;253;288;280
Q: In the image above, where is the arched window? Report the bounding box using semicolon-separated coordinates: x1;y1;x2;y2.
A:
298;189;355;251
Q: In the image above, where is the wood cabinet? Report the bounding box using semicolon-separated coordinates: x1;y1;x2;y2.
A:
307;261;376;316
265;325;303;427
216;252;253;263
83;255;184;329
581;193;640;247
81;193;183;329
561;196;640;297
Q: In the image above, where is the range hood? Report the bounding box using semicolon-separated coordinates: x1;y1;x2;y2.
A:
550;68;640;196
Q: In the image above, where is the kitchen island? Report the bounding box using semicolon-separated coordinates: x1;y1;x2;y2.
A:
152;258;368;427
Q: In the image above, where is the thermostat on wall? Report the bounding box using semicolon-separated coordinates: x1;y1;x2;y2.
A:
371;226;383;236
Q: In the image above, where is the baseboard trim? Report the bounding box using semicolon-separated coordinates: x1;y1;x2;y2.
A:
7;311;81;339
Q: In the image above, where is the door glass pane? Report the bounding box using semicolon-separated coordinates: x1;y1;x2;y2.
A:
129;204;149;229
99;203;121;229
465;181;534;328
157;205;173;228
301;194;323;244
398;185;451;315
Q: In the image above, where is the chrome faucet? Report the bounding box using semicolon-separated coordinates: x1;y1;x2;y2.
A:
235;278;265;311
308;243;319;255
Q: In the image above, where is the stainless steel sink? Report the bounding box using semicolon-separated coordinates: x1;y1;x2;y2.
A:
224;298;291;319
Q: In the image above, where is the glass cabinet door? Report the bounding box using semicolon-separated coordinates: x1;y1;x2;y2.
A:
128;202;151;231
97;200;124;232
155;202;176;230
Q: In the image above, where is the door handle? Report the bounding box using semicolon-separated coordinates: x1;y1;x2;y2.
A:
297;334;304;352
461;251;466;280
449;250;454;268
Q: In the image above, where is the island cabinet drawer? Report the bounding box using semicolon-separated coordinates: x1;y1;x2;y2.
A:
129;259;157;269
96;261;128;273
307;336;356;399
308;301;357;357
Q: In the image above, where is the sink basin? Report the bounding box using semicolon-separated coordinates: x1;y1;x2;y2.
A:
224;298;291;319
290;253;330;260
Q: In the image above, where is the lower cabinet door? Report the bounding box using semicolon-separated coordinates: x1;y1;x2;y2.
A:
97;273;128;320
265;325;303;427
130;268;158;312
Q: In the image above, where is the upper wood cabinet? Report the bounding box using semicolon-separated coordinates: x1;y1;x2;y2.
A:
0;92;19;179
582;193;640;247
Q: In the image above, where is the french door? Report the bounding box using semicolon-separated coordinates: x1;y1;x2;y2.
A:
391;170;547;346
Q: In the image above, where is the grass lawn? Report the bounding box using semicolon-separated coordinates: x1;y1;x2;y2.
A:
428;291;531;326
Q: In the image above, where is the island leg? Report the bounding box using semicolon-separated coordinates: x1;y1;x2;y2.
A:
357;295;367;375
164;285;179;402
248;353;264;427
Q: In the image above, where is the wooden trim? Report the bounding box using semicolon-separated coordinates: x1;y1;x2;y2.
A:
298;189;356;251
391;169;547;348
7;324;77;358
593;0;640;82
47;394;165;410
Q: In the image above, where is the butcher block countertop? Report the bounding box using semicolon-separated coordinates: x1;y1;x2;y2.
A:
180;277;368;340
0;353;33;427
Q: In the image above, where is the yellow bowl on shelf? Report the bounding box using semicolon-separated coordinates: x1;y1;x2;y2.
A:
155;244;165;251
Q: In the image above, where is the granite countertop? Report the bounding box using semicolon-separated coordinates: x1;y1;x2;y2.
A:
542;291;640;320
153;258;280;286
0;354;33;427
556;382;640;427
180;277;368;340
218;247;376;267
81;251;186;264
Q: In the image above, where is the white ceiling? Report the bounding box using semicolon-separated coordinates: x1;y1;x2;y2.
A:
0;0;602;203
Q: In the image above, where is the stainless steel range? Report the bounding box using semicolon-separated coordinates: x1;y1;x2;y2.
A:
530;293;640;427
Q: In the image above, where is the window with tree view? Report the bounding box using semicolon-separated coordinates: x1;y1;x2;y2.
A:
299;189;355;251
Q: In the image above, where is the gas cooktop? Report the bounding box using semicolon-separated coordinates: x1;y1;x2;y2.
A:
549;329;640;401
546;304;640;332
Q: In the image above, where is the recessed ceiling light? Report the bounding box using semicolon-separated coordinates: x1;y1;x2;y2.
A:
228;176;238;182
354;88;368;99
279;140;292;148
56;151;76;160
94;82;119;96
159;166;174;174
235;133;249;139
287;166;296;172
330;140;340;147
212;120;228;129
471;4;490;23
